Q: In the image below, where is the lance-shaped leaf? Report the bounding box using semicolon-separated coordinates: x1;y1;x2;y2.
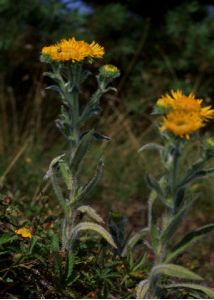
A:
51;172;67;212
145;174;171;209
70;130;94;174
136;279;150;299
0;233;18;246
80;104;102;124
76;159;104;202
121;228;149;257
70;221;117;249
138;143;163;153
146;174;164;198
45;155;67;212
163;283;214;299
65;252;75;281
161;204;189;243
152;264;202;281
45;84;64;98
43;71;58;80
165;224;214;263
49;231;60;252
58;160;74;191
93;132;111;141
150;223;160;253
147;190;160;253
28;236;38;255
44;154;65;180
178;168;214;190
77;205;104;224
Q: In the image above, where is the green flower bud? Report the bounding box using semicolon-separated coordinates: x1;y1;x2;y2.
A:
99;64;120;79
203;137;214;159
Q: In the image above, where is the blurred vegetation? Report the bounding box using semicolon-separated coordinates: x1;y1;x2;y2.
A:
0;0;214;298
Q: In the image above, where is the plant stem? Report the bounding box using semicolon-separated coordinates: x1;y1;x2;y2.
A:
171;140;180;214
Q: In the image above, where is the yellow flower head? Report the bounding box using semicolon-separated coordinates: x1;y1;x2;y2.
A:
157;90;214;122
206;137;214;148
204;137;214;158
157;90;214;139
41;37;104;62
15;227;32;238
161;111;204;139
89;41;105;58
103;64;119;74
100;64;120;78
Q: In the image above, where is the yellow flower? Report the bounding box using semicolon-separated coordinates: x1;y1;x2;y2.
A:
160;111;204;139
156;94;174;108
206;137;214;147
157;90;214;122
89;41;105;58
15;227;32;238
100;64;120;78
41;37;104;62
103;64;119;74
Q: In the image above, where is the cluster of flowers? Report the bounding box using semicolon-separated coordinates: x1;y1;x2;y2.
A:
156;90;214;139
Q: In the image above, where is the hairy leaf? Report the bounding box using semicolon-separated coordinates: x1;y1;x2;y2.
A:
178;168;214;189
77;205;104;224
165;224;214;263
121;228;148;257
146;175;171;209
136;279;150;299
138;143;163;153
161;205;188;243
152;264;202;281
70;221;117;249
65;252;74;280
58;160;74;191
76;158;104;202
163;283;214;299
70;130;94;174
44;154;65;180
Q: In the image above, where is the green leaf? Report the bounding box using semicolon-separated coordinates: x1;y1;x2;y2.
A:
152;264;202;281
121;228;148;257
50;171;67;212
136;279;150;299
138;143;163;153
0;233;18;246
49;231;60;252
65;252;74;280
132;253;147;272
160;205;188;243
163;283;214;299
146;175;171;208
58;160;74;191
70;130;94;175
76;158;104;202
53;251;62;280
45;154;67;212
70;221;117;249
147;190;160;253
178;168;214;189
145;174;164;199
28;236;38;255
45;84;64;98
77;205;104;224
44;154;65;180
165;224;214;263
